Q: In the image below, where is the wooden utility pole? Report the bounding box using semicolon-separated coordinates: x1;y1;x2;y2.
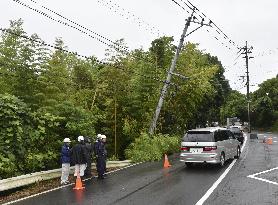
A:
241;41;253;133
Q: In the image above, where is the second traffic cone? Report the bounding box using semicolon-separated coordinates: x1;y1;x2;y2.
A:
73;173;85;190
163;154;171;168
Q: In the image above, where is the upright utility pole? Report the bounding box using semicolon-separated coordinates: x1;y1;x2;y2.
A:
241;41;253;133
148;10;195;135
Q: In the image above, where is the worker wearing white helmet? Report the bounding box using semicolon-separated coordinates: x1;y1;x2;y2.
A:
97;134;102;139
95;134;107;179
71;136;88;180
78;135;84;142
60;138;71;185
101;134;106;141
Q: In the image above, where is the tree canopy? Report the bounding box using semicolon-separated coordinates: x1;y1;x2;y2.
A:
5;19;275;178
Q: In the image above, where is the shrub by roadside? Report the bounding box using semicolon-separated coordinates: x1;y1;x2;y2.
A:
125;133;180;162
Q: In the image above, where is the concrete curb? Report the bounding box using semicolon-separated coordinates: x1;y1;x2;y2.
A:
0;160;131;192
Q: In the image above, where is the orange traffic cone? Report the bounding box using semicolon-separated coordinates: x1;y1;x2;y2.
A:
73;173;85;190
267;137;273;145
163;154;171;168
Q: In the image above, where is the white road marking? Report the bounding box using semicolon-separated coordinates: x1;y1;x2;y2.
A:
3;162;143;205
247;167;278;186
195;133;248;205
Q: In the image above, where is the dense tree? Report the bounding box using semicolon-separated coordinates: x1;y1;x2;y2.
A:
220;90;247;124
251;76;278;129
2;19;261;178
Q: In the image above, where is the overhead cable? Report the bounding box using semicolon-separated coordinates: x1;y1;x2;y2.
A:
0;27;175;86
11;0;129;54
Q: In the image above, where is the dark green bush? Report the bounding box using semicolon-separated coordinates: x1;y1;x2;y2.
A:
0;94;96;178
125;132;180;162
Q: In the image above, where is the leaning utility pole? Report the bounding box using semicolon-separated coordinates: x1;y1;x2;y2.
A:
241;41;253;133
148;10;195;134
148;5;212;134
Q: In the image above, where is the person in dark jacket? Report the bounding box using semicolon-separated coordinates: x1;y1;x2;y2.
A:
84;136;93;178
93;134;101;175
60;138;71;185
93;134;102;155
95;134;107;179
71;136;88;180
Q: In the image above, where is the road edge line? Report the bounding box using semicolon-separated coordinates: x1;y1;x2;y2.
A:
2;162;143;205
195;133;248;205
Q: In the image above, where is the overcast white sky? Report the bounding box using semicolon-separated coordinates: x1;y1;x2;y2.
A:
1;0;277;93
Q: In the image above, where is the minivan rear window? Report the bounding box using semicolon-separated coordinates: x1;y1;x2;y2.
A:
183;131;214;142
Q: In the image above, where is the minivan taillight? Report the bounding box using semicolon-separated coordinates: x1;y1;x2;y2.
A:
203;146;217;151
180;146;189;151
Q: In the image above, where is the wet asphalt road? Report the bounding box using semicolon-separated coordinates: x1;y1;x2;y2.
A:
10;155;231;205
9;132;278;205
204;132;278;205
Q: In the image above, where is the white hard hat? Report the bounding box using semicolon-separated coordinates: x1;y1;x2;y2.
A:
97;134;102;139
101;135;106;139
78;136;84;142
63;138;71;143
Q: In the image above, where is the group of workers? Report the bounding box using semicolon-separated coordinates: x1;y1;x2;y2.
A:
60;134;107;185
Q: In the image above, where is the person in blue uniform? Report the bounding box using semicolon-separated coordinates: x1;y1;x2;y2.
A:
60;138;71;185
95;134;107;179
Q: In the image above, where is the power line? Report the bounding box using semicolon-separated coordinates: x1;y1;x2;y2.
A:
11;0;166;72
175;0;239;50
0;28;102;62
0;27;175;87
255;48;278;57
11;0;129;54
170;0;191;14
96;0;162;37
27;0;129;54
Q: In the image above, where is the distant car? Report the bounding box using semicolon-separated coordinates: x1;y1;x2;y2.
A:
229;126;244;144
180;127;241;167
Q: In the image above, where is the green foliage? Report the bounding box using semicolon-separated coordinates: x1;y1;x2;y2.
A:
0;20;235;177
220;76;278;131
251;76;278;129
0;94;62;177
220;90;247;124
125;133;180;162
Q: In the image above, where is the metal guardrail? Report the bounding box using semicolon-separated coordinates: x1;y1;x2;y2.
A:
0;160;131;192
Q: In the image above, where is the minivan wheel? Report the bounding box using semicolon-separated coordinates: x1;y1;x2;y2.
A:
234;146;241;159
220;153;225;167
185;162;193;168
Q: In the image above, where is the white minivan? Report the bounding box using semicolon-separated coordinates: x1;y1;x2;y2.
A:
180;127;241;167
